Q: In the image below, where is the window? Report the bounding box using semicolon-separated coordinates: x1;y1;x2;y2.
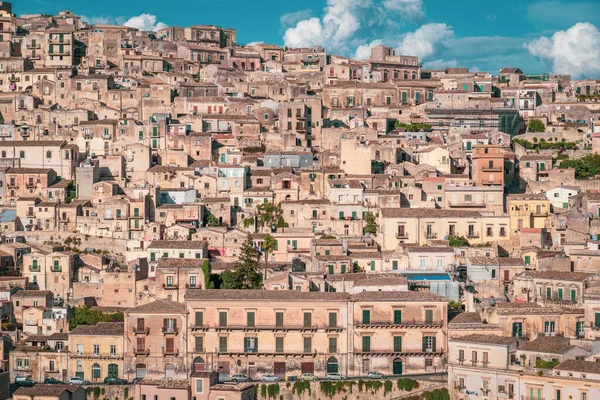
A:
328;312;337;327
362;336;371;352
217;336;227;353
393;336;402;352
303;337;312;353
392;260;398;270
275;312;284;327
425;310;433;324
512;322;523;337
219;311;227;327
19;151;25;158
303;312;312;327
196;379;203;394
394;310;402;324
329;337;337;353
46;151;52;158
93;345;100;355
247;312;255;327
362;309;371;324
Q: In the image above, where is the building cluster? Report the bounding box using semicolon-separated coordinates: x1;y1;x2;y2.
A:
0;1;597;399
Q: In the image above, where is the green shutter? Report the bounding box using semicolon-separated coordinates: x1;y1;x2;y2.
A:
524;256;531;266
392;260;398;270
328;265;334;274
547;287;551;299
422;337;427;352
595;313;600;328
362;336;370;352
370;260;375;271
571;290;577;303
341;264;346;274
394;310;402;324
393;336;402;352
362;309;370;324
558;288;563;300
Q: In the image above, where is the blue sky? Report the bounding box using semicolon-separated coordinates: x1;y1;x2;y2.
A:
22;0;600;77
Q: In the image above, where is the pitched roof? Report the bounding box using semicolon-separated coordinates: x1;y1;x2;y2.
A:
554;360;600;374
518;336;575;354
127;299;186;314
69;322;124;336
147;240;207;250
14;384;81;396
449;312;482;325
450;334;516;346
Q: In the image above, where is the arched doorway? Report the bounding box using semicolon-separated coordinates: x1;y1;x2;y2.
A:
326;357;338;373
193;357;205;371
108;363;118;378
165;363;176;379
393;358;403;375
135;363;146;379
91;363;101;381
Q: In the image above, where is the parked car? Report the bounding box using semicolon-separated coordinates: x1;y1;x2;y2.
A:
260;374;280;382
44;378;63;384
131;377;143;384
367;371;384;379
231;374;252;383
104;377;127;385
326;373;346;381
15;376;35;387
68;377;90;385
299;373;318;381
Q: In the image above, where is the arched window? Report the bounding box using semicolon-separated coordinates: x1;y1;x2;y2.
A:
135;363;146;378
19;151;25;158
1;151;5;158
326;357;338;373
92;363;101;381
46;151;52;159
193;357;205;371
165;363;176;379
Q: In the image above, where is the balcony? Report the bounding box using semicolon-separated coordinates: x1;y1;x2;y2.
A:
162;284;179;290
466;232;480;239
425;233;437;239
531;211;549;217
355;320;444;329
211;324;341;332
49;50;71;56
48;38;71;44
448;201;486;208
163;348;179;356
134;348;150;356
190;324;209;331
482;166;502;172
395;233;409;240
218;349;318;357
295;113;306;120
26;44;41;49
8;76;19;82
26;182;35;189
354;348;443;356
132;326;149;335
43;368;60;374
72;353;123;359
161;326;179;335
483;180;503;185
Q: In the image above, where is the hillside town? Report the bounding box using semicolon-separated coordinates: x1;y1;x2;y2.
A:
0;1;599;400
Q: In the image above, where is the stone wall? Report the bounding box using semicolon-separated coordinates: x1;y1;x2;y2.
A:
256;377;447;400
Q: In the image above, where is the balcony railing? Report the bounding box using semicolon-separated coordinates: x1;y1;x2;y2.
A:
466;232;480;239
396;233;409;239
43;368;60;373
482;166;502;172
210;324;343;332
26;44;41;49
163;348;179;356
134;348;150;356
355;320;444;328
354;348;443;356
162;284;179;290
132;326;149;335
448;201;486;208
425;233;437;239
161;326;179;335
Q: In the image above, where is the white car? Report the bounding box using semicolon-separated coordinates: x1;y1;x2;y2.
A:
326;373;346;380
300;373;318;381
260;374;280;382
68;377;90;385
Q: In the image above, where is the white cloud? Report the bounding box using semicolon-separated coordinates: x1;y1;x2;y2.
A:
282;0;425;53
423;59;458;69
280;9;313;28
396;23;454;59
353;39;383;60
382;0;425;21
122;13;167;32
246;41;264;47
524;22;600;78
283;18;324;48
486;14;497;20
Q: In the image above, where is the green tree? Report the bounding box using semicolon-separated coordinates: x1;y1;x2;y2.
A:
560;153;600;179
256;201;283;232
364;212;378;236
528;119;546;132
242;216;255;230
220;235;262;289
448;235;470;247
69;306;124;330
201;259;215;289
261;234;277;284
205;214;221;227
